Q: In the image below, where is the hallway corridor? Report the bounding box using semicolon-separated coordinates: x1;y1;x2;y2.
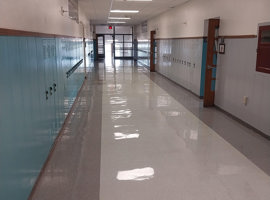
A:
31;61;270;200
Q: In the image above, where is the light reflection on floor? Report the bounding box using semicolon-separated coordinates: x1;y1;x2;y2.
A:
116;168;155;181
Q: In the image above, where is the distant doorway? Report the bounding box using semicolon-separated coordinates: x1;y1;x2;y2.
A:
114;34;133;59
105;35;114;66
97;35;105;59
150;30;156;72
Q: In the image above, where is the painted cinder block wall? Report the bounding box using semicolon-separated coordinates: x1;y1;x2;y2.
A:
136;0;270;136
0;0;92;199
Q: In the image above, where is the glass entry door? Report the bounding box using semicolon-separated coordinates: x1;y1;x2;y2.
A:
97;35;105;59
114;34;133;59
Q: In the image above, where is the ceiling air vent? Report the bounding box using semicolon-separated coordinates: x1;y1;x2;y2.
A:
68;0;79;23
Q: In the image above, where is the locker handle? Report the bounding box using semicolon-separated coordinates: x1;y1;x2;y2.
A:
53;83;57;92
49;87;53;95
45;91;49;100
207;65;216;70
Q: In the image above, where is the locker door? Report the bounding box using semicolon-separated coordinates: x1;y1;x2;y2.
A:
55;38;64;131
51;38;60;138
35;37;52;160
0;36;19;199
43;39;54;142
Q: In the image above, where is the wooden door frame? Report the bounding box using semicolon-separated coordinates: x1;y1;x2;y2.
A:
150;30;156;72
203;18;220;107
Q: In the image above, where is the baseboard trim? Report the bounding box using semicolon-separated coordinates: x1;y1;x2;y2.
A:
219;35;257;39
156;36;205;40
155;35;257;40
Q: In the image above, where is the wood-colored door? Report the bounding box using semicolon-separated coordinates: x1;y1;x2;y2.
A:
203;19;220;107
150;30;156;72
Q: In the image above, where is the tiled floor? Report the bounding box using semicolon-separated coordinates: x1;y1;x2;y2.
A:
31;60;270;200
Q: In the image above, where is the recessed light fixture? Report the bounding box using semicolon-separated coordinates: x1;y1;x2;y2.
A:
107;21;127;24
110;10;139;13
109;17;131;20
116;0;152;1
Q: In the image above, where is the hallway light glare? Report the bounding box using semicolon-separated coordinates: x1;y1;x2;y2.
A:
114;132;140;140
117;167;154;181
108;21;126;24
109;17;131;20
116;0;152;1
110;10;139;13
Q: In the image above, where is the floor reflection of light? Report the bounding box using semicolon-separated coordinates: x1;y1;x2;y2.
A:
117;167;154;181
107;84;122;91
110;97;127;105
166;111;181;117
111;109;132;120
112;109;132;115
114;132;140;140
114;125;135;128
218;165;242;175
144;83;150;93
190;130;198;140
157;95;171;107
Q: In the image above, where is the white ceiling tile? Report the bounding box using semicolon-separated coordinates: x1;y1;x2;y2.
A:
79;0;189;25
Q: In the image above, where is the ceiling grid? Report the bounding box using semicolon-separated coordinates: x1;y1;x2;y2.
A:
79;0;189;25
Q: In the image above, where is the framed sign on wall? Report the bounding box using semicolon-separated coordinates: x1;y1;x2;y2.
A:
219;43;225;54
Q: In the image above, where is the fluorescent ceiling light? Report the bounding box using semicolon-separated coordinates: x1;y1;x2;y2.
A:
110;10;139;13
116;0;152;1
107;21;127;24
109;17;131;20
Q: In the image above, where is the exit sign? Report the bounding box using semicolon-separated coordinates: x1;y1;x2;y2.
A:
109;26;112;30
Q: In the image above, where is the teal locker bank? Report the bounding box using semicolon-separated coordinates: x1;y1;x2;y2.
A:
0;35;92;199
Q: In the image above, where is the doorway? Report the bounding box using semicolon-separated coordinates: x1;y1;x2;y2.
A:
97;35;105;59
150;30;156;72
105;35;114;66
114;34;133;59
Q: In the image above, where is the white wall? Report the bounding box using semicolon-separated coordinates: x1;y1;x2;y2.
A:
136;0;270;136
215;38;270;135
96;25;114;34
136;24;148;40
0;0;92;39
137;0;270;39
